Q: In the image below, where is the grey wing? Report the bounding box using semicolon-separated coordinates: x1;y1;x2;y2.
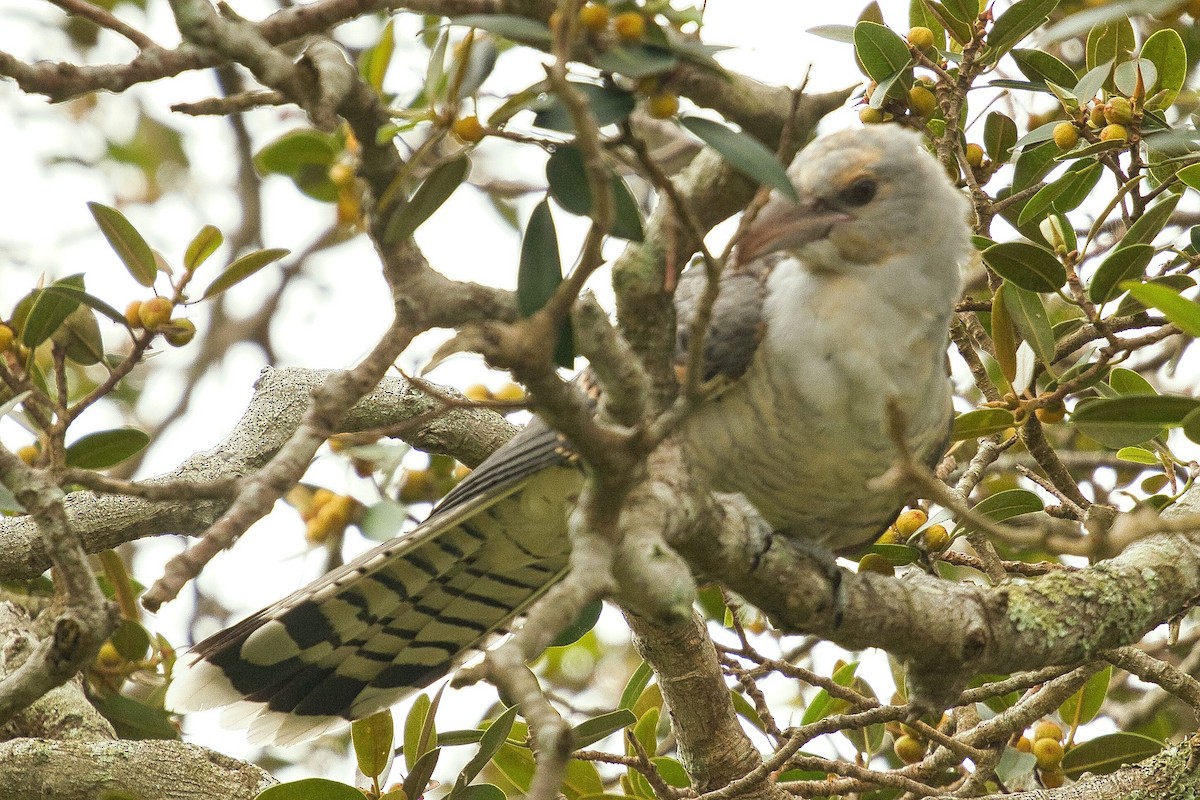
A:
673;258;775;383
167;417;583;744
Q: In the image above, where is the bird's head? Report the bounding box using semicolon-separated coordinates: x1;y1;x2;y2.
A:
737;126;970;277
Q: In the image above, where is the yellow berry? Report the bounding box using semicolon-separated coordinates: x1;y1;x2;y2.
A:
306;487;336;521
1052;122;1079;150
399;469;433;504
1088;104;1106;128
0;323;13;352
964;143;985;168
1032;737;1064;770
1016;736;1033;753
16;444;39;465
578;3;609;32
907;85;937;117
1104;97;1133;125
647;91;680;119
859;106;886;125
451;115;486;144
875;525;902;545
1036;402;1066;424
1099;123;1129;143
907;26;935;51
1040;768;1066;788
124;300;144;329
492;382;526;403
464;383;493;402
613;11;645;40
894;509;928;537
138;297;173;330
163;318;196;347
857;553;895;576
921;523;951;552
95;641;124;670
326;494;361;525
328;162;355;188
894;734;926;764
1034;720;1064;742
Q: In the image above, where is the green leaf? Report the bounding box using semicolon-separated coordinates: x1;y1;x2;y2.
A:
402;746;442;800
1072;394;1200;448
985;0;1059;61
1182;406;1200;445
359;20;396;92
865;542;922;565
532;83;636;132
453;785;506;800
65;428;150;469
1113;58;1156;98
1073;60;1114;108
1013;140;1060;190
1059;665;1111;726
801;662;858;725
254;777;362;796
111;618;151;661
352;709;394;779
730;690;766;733
550;599;602;647
1108;367;1155;395
35;283;125;328
995;746;1038;785
1010;48;1077;89
252;129;340;203
492;742;535;792
951;408;1016;440
383;155;470;245
449;14;552;44
807;25;856;44
88;202;157;287
983;112;1018;163
1086;19;1134;76
1141;28;1187;109
982;241;1065;293
18;275;85;349
941;0;979;24
1176;163;1200;193
1017;161;1102;225
619;662;653;710
920;0;972;44
593;44;679;78
571;709;637;749
518;200;574;369
1122;281;1200;337
958;489;1043;534
1121;193;1180;248
652;757;691;788
202;248;289;300
545;146;643;241
404;693;433;771
852;22;913;85
1001;282;1056;368
452;705;519;794
679;117;797;202
1088;244;1154;304
1061;732;1162;778
93;692;180;741
1116;446;1158;465
183;225;223;273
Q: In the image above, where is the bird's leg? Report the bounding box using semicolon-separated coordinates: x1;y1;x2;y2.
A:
755;529;846;626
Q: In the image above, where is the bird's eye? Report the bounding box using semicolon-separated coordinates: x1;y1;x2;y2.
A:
838;178;878;207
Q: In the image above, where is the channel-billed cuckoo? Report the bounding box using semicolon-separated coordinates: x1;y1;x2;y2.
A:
167;126;971;744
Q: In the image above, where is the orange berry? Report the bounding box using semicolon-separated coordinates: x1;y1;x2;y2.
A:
16;444;39;465
464;383;493;402
492;382;525;402
894;509;928;537
1036;402;1066;424
1016;736;1033;753
613;11;645;40
451;115;486;143
578;3;609;32
647;92;680;119
138;297;173;330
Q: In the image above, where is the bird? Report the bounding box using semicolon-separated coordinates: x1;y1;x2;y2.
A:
165;126;972;745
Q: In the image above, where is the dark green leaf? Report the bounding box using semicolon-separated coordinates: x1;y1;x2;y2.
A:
1122;281;1200;337
982;241;1065;293
652;757;691;788
986;0;1059;61
1088;244;1154;304
1013;140;1059;190
65;428;149;469
1072;395;1200;448
1059;665;1111;726
518;200;574;368
252;129;340;202
93;692;179;740
453;785;505;800
36;284;126;328
402;746;442;800
571;709;637;749
1121;194;1180;248
729;690;766;733
1182;406;1200;445
919;0;973;43
111;618;151;661
545;146;643;241
18;275;84;348
865;542;922;565
1061;732;1162;778
255;779;366;800
352;709;394;779
1086;19;1134;76
679;117;797;201
450;14;551;44
1177;164;1200;193
1010;48;1077;88
1141;28;1186;109
959;489;1043;533
1001;282;1056;368
184;225;223;273
951;408;1016;440
491;742;535;792
853;22;913;85
593;44;679;78
941;0;979;24
87;203;157;287
437;728;485;747
984;112;1018;162
383;155;470;245
532;83;636;132
550;599;602;647
1017;161;1102;225
202;248;289;300
620;662;653;710
453;705;519;793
